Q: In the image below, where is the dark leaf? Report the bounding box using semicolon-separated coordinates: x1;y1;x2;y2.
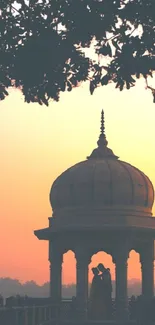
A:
101;75;109;86
90;81;95;95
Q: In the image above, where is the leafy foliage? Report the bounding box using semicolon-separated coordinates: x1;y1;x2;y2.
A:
1;0;155;105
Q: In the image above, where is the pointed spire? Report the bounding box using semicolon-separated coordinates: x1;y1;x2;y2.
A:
87;110;119;160
97;109;108;147
100;109;105;136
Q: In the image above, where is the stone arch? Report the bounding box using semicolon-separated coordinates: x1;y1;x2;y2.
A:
128;249;141;297
62;249;76;298
89;249;115;296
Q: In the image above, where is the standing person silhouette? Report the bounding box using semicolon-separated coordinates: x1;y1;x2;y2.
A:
97;263;113;319
89;267;106;320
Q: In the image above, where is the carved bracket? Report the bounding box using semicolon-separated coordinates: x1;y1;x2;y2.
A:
112;244;130;264
75;247;92;265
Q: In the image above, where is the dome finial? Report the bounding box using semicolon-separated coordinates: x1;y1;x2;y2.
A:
97;109;108;147
87;109;119;160
100;109;105;136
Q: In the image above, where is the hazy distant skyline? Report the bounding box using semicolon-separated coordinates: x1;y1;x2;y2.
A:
0;277;143;299
0;80;155;284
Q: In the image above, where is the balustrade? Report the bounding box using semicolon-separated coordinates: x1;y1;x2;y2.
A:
0;298;117;325
0;304;58;325
1;297;155;325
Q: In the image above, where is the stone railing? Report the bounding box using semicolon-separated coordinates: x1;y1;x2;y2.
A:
1;297;155;325
0;299;116;325
0;304;59;325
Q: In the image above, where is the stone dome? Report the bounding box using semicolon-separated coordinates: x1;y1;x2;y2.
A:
50;111;154;222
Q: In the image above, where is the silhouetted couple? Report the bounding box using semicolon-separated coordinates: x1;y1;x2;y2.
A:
89;263;112;320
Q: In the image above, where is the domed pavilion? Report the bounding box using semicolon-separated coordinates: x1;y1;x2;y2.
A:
34;110;155;321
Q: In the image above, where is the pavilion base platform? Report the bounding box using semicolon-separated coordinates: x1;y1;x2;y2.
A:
50;320;137;325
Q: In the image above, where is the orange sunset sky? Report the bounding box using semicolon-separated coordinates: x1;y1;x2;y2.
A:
0;79;155;286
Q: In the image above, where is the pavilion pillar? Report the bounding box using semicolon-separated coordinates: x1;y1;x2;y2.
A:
140;241;154;299
75;249;91;320
113;245;129;321
49;244;63;303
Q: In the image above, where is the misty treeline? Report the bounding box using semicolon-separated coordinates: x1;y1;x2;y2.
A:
1;0;155;106
0;277;143;299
